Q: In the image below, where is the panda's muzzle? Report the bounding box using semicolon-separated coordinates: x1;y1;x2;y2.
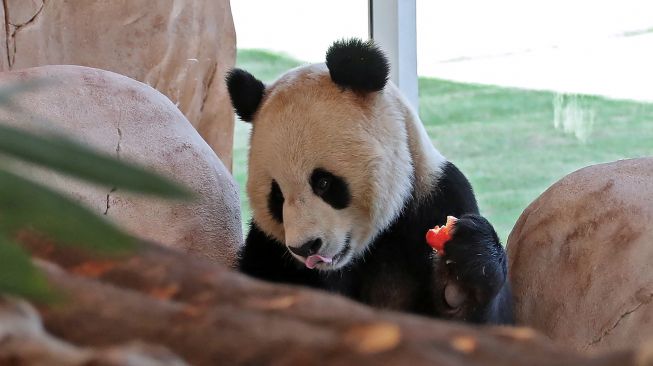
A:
288;238;323;258
288;236;352;270
332;238;351;262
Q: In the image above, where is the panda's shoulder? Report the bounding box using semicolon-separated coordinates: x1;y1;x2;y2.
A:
391;160;480;225
364;161;480;260
428;161;479;216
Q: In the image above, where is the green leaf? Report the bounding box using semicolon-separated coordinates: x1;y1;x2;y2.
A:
0;234;52;301
0;168;134;253
0;124;193;199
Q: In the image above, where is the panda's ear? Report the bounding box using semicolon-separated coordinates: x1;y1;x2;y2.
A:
325;38;389;92
225;68;265;122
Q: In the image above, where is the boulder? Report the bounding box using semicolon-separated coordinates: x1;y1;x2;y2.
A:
0;65;242;267
508;158;653;353
0;0;236;168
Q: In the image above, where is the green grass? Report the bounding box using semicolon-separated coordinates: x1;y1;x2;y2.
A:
234;49;653;241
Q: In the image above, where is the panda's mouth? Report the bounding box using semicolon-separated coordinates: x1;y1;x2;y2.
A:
305;235;351;270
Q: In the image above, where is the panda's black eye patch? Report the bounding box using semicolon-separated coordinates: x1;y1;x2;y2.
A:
310;168;350;209
268;180;284;223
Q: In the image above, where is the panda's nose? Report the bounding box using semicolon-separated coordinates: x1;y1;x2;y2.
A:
288;238;323;258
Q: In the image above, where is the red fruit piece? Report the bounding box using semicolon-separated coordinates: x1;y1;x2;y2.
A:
426;216;458;256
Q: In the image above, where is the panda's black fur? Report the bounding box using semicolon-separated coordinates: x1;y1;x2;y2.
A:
230;39;514;324
325;38;389;92
225;68;265;122
240;162;513;324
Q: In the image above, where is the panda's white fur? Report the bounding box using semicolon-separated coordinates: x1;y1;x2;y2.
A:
247;64;445;269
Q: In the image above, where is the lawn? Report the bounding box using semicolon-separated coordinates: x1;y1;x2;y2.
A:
233;49;653;242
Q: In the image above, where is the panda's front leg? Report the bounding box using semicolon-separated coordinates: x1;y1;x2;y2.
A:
434;214;514;324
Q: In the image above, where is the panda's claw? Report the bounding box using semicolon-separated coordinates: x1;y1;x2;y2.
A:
438;214;508;311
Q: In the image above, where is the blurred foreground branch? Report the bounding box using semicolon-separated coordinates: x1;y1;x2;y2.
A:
12;233;646;366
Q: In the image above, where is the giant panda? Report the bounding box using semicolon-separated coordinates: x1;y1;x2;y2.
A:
227;39;513;324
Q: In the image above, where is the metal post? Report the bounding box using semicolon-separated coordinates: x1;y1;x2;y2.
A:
369;0;419;111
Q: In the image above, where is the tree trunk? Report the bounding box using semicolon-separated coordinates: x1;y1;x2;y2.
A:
17;234;647;366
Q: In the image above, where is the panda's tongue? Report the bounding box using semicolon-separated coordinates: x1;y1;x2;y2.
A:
305;255;333;269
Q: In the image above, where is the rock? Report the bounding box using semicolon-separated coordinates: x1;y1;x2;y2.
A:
0;0;236;168
507;158;653;353
0;65;242;267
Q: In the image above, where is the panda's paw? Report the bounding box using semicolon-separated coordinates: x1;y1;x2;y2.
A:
439;214;507;312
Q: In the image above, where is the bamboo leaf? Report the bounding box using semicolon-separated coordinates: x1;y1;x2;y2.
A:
0;124;193;199
0;234;52;301
0;168;134;253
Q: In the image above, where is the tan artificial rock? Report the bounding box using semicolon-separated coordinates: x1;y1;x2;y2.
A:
0;65;242;267
507;158;653;353
0;0;236;169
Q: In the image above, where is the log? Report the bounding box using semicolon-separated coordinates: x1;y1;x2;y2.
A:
0;296;187;366
19;235;646;366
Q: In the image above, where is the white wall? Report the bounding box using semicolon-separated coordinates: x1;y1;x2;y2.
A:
231;0;653;100
233;0;653;67
416;0;653;61
231;0;368;62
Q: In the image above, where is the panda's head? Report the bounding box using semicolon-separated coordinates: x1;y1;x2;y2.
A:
227;39;445;270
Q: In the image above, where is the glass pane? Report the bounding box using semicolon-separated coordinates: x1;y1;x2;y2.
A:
417;0;653;240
